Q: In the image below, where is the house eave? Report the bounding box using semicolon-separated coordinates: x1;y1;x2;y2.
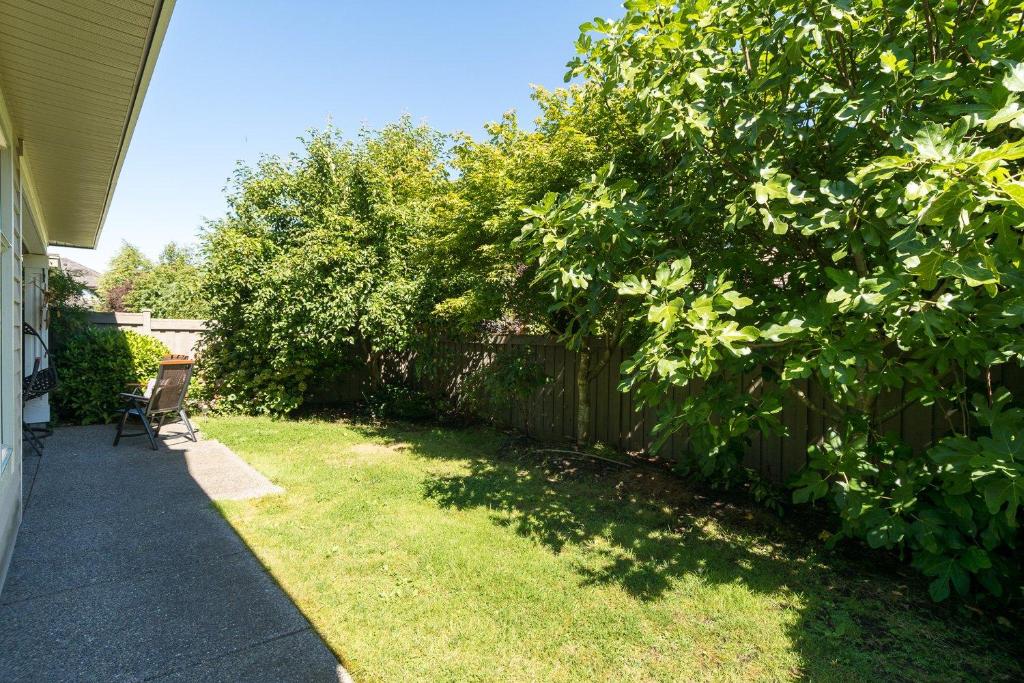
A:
0;0;177;249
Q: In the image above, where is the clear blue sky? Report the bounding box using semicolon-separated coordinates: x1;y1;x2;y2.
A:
52;0;624;271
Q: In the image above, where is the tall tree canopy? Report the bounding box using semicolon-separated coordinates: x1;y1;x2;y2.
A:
97;242;152;312
97;241;207;318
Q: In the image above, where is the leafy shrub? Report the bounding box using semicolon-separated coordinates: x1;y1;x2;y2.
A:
200;121;449;416
53;328;169;425
123;243;208;319
98;241;208;317
521;1;1024;601
192;0;1022;602
47;264;91;356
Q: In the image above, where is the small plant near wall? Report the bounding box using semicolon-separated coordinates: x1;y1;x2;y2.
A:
46;265;91;348
53;328;169;425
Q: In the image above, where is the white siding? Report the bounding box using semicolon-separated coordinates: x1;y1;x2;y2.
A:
0;139;24;590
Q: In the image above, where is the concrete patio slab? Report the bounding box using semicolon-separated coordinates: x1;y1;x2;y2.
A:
0;424;349;682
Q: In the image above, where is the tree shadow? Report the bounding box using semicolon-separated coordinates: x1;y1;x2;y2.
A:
420;444;818;601
351;422;1023;681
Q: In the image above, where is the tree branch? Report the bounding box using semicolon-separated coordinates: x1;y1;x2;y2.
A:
788;383;841;421
921;0;939;63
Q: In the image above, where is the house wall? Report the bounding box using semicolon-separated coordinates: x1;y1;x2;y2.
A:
0;133;24;589
0;86;49;591
0;0;175;596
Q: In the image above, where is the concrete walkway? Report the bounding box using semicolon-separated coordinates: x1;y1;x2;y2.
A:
0;424;350;682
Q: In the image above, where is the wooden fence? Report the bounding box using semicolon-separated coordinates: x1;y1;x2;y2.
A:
333;335;1024;483
88;311;206;358
77;317;1018;483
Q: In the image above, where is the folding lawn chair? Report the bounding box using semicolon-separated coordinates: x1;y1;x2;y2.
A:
113;358;197;450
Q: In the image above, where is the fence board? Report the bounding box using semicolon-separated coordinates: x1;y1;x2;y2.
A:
781;381;807;483
740;371;759;472
89;311;205;358
877;387;902;441
902;399;934;453
192;331;1020;485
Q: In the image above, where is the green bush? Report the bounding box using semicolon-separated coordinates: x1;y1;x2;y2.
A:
53;328;170;425
199;121;449;416
46;265;90;347
521;0;1024;602
192;0;1023;602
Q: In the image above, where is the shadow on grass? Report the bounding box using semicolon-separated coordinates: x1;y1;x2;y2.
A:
424;453;796;601
350;421;1023;681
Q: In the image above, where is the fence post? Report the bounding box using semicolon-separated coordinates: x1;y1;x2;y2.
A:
140;309;152;334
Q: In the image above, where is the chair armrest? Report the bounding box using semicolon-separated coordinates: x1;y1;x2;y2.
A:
119;392;150;406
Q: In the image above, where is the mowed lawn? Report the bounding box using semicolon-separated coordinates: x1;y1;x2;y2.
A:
200;416;1021;682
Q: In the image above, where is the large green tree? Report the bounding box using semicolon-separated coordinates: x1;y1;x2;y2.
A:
521;0;1024;600
96;241;207;318
96;242;152;312
200;119;450;414
437;85;645;442
124;242;208;318
430;88;614;332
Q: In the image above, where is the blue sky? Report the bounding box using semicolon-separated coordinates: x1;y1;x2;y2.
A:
52;0;623;271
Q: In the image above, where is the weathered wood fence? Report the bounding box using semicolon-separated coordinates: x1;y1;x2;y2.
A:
79;318;1019;483
88;311;205;358
336;335;1024;483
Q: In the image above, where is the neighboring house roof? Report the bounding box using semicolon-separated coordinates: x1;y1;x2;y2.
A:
0;0;176;249
51;256;102;291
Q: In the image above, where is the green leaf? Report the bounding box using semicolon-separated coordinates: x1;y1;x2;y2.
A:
879;50;907;74
763;319;804;341
909;252;943;290
918;183;968;224
1003;63;1024;92
980;475;1024;525
926;557;970;601
720;290;753;310
914;60;957;82
928;576;950;602
959;547;992;573
1001;181;1024;208
826;287;851;304
985;102;1023;131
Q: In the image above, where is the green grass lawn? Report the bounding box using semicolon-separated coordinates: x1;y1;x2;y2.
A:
200;415;1020;682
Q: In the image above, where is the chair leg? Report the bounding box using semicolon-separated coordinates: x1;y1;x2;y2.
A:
142;417;159;451
180;410;198;442
112;410;130;446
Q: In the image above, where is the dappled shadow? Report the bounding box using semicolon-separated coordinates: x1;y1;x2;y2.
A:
421;446;817;601
337;421;1024;681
